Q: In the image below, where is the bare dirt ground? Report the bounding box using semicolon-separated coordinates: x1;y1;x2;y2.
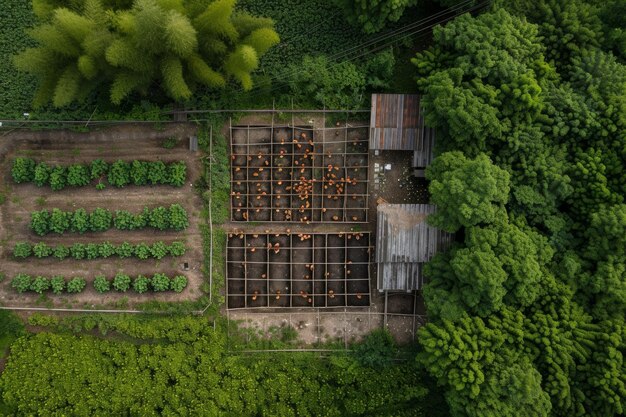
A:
0;123;206;308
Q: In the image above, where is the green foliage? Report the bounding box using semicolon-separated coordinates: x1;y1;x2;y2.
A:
426;152;510;232
49;208;69;234
70;243;86;259
89;207;113;231
13;242;32;258
50;276;65;294
351;329;395;368
168;203;189;230
129;160;148;185
33;242;52;258
30;276;50;294
149;241;168;259
66;277;86;293
93;275;111;293
33;162;51;186
167;161;186;187
11;274;32;293
168;241;185;256
90;159;108;179
133;275;149;294
112;273;131;292
151;273;170;292
334;0;417;34
66;163;90;186
49;166;67;191
98;241;116;258
286;50;395;110
15;0;279;107
115;241;134;258
71;208;89;233
53;244;70;259
11;157;36;183
161;136;177;149
107;159;130;187
134;242;150;259
170;275;187;293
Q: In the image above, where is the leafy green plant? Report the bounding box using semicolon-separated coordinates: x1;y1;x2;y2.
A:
30;276;50;294
49;166;67;191
11;274;32;293
134;243;150;260
13;242;32;258
33;242;52;258
89;208;112;232
31;210;50;236
53;244;70;260
49;208;70;234
168;204;189;230
148;206;169;230
85;243;100;260
66;277;86;294
67;164;90;186
114;210;135;230
71;208;89;234
11;157;35;183
130;161;148;186
150;241;168;260
98;242;116;258
168;162;186;187
162;137;178;149
93;276;110;293
113;273;131;292
108;160;130;187
91;159;108;180
50;276;65;294
169;241;186;257
70;243;86;260
34;162;51;187
151;273;170;292
147;161;167;185
133;275;150;294
116;242;134;258
171;275;188;293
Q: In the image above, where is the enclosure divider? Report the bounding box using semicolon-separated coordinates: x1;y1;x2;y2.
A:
270;113;275;222
343;234;348;306
266;234;270;306
321;112;326;222
324;234;328;308
229;117;234;222
342;120;349;222
244;233;248;308
289;233;294;307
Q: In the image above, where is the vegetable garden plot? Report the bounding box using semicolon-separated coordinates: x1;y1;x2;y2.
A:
227;233;371;309
230;124;369;223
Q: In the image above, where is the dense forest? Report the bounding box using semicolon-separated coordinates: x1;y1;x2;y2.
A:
0;0;625;415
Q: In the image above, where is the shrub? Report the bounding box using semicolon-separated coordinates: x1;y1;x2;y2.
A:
49;208;69;234
85;243;100;260
98;242;116;258
169;241;186;257
70;243;86;260
114;210;135;230
150;241;168;260
13;242;32;258
30;276;50;294
53;244;70;260
116;242;134;258
147;161;167;185
133;275;150;294
133;209;149;229
168;204;189;230
71;208;89;234
151;273;171;292
130;161;148;186
168;162;187;187
90;159;108;180
134;243;150;260
31;210;50;236
49;166;67;191
352;329;396;368
89;208;112;232
66;277;87;293
171;276;188;293
67;164;90;186
149;206;169;230
11;157;35;183
11;274;32;293
50;276;65;294
113;273;131;292
108;160;130;187
33;162;51;187
33;242;52;258
93;276;110;293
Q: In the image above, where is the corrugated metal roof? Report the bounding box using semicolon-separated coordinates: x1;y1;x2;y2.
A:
376;204;453;291
370;94;421;150
412;112;436;168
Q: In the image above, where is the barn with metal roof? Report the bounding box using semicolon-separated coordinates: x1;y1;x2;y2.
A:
369;93;436;169
376;204;454;291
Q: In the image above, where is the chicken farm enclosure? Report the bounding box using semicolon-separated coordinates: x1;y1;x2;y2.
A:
227;121;372;309
230;124;369;223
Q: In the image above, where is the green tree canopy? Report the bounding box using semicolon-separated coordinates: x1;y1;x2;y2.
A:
14;0;279;107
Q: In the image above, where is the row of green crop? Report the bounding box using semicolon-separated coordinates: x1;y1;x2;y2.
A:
30;205;188;236
11;273;188;295
13;241;185;260
12;158;187;190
